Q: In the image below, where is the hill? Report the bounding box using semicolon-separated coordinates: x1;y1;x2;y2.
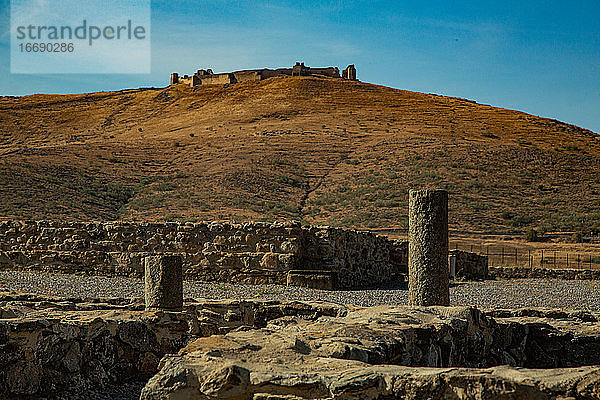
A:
1;76;599;233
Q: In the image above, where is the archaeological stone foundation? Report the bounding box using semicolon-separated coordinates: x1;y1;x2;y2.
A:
4;195;600;399
1;293;600;399
0;220;408;289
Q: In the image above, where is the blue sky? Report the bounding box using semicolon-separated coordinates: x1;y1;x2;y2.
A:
1;0;599;133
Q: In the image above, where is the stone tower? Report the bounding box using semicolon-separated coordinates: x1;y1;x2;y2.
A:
170;73;179;85
342;65;357;80
292;62;308;76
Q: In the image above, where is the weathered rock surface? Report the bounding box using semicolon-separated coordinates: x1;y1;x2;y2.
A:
0;292;344;399
143;361;600;400
142;306;600;399
2;290;600;399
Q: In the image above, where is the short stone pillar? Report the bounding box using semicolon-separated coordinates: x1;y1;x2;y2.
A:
144;255;183;311
408;189;450;306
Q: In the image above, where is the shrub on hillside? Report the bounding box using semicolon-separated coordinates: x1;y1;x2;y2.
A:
571;232;583;243
524;229;539;242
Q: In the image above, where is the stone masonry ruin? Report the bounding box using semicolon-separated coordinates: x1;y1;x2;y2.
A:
2;194;598;399
170;62;359;87
2;294;600;399
0;221;406;289
0;220;490;289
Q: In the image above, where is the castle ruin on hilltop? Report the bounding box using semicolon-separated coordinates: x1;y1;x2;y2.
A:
170;62;357;87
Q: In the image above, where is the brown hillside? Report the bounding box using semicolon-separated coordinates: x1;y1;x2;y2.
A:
1;76;599;232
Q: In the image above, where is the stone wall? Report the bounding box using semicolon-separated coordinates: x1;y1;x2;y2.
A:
178;74;197;86
300;227;407;288
199;73;233;85
141;305;600;399
260;68;293;79
306;66;340;78
450;249;488;280
489;266;600;280
232;70;264;82
0;221;407;289
171;63;350;87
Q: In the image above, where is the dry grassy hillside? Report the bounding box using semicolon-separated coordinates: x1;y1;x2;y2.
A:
1;76;599;233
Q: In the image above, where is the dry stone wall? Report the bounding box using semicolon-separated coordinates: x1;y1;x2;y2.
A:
0;221;407;289
450;249;488;280
0;293;345;399
489;266;600;280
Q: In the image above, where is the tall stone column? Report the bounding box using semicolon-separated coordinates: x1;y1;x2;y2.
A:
408;189;449;306
144;255;183;311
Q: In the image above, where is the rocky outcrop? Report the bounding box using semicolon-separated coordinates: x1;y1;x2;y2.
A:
143;361;600;400
0;220;407;289
141;306;600;399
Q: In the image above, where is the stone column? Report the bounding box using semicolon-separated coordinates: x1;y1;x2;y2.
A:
144;255;183;311
408;189;449;306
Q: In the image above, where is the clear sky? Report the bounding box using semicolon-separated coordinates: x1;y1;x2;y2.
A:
1;0;599;133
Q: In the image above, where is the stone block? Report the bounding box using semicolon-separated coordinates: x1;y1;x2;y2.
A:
144;255;183;311
286;270;337;290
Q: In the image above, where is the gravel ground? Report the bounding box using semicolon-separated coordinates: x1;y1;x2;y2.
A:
55;381;146;400
1;270;600;311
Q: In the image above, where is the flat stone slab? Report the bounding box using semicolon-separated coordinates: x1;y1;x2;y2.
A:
286;270;337;290
141;305;600;399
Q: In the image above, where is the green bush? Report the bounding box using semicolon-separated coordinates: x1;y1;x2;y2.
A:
524;229;538;242
275;174;303;188
155;182;177;191
571;231;583;243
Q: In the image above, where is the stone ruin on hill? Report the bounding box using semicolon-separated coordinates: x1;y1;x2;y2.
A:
170;62;359;87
